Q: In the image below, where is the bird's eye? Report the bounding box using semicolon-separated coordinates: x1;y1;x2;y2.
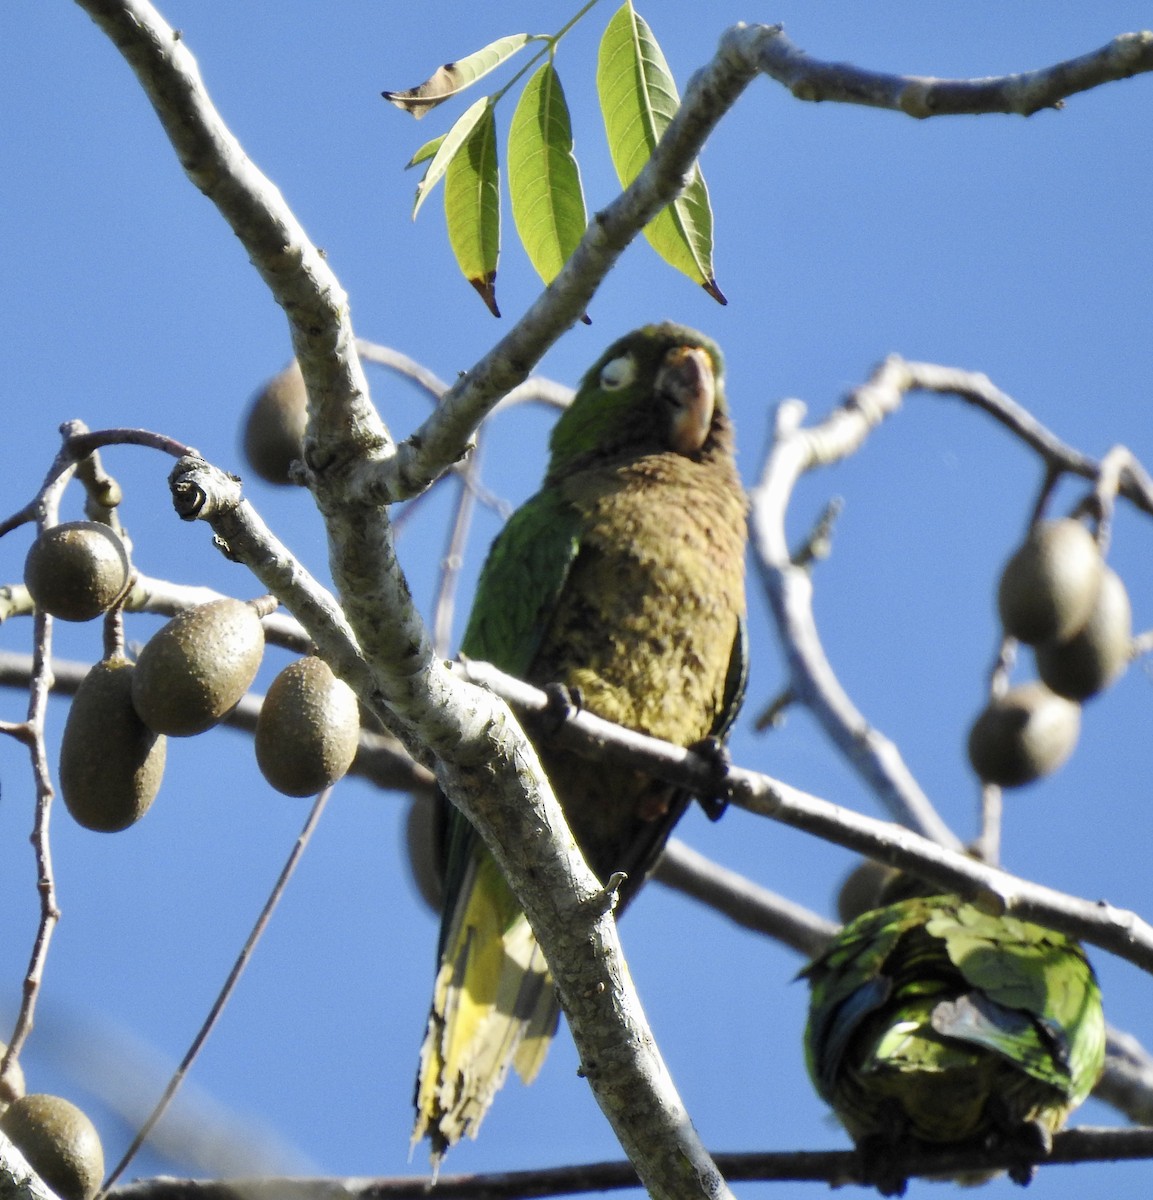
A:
599;354;636;391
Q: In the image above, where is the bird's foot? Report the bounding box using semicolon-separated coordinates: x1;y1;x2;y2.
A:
1000;1119;1052;1187
689;735;732;821
855;1135;909;1198
541;682;583;735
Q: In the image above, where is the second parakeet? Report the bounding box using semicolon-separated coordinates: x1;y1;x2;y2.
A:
802;894;1106;1195
413;322;748;1163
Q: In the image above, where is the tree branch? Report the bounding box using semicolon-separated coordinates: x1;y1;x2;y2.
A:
751;390;963;848
100;1126;1153;1200
655;839;835;958
453;657;1153;976
73;0;386;485
749;355;1153;856
755;27;1153;117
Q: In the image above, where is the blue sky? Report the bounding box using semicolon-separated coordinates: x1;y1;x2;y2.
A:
2;4;1152;1197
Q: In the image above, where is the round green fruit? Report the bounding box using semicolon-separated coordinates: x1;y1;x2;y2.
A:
0;1094;104;1200
242;359;308;485
255;656;360;796
131;598;265;736
23;521;130;622
835;859;897;926
405;794;443;913
60;657;166;832
1035;566;1132;700
967;682;1080;788
997;519;1103;645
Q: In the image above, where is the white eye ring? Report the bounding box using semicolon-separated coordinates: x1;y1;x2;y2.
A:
599;353;636;391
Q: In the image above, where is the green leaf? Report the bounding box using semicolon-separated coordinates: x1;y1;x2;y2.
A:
596;2;725;303
412;96;489;220
508;63;587;286
383;34;535;119
405;135;446;170
444;102;501;316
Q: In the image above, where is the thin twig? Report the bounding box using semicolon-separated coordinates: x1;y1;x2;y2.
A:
355;339;449;401
99;1127;1153;1200
432;433;483;657
655;840;835;957
98;786;333;1195
1;434;81;1102
975;782;1002;868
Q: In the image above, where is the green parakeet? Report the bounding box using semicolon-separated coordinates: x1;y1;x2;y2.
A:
413;323;748;1162
802;894;1106;1195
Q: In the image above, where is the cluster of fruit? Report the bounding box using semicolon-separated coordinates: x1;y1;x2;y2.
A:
23;521;362;835
967;517;1132;788
0;1061;104;1200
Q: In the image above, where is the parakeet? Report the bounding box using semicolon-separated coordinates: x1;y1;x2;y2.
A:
413;322;748;1163
802;894;1106;1195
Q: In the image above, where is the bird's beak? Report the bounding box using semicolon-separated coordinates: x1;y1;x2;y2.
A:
656;346;716;455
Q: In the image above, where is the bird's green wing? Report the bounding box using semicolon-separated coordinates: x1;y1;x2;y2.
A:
415;489;585;1156
802;898;933;1096
711;613;748;743
460;487;583;671
932;903;1106;1102
435;487;583;952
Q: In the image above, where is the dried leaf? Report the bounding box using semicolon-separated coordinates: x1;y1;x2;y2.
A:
384;34;534;119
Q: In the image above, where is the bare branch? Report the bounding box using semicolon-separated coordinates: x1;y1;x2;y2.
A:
99;1127;1153;1200
902;361;1153;514
455;657;1153;975
100;791;333;1194
655;839;836;958
756;27;1153;117
1101;1027;1153;1125
749;356;1153;859
73;0;387;480
1;434;80;1102
355;340;451;403
356;337;574;414
750;388;962;848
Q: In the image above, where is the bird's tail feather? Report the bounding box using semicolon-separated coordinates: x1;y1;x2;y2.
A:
413;853;560;1162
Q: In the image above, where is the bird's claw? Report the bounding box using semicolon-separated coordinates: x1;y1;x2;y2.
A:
690;735;732;821
542;682;583;735
855;1136;909;1198
1001;1119;1051;1187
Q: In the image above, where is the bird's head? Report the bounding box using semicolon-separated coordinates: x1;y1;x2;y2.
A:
546;322;732;479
